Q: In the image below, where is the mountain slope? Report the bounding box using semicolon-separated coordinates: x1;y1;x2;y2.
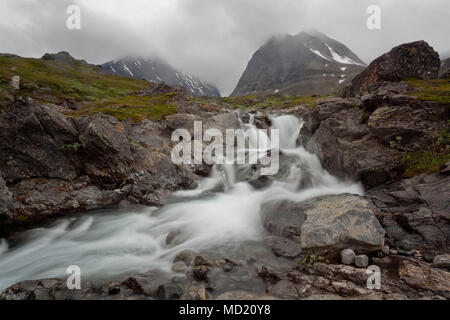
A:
231;30;366;96
102;57;221;97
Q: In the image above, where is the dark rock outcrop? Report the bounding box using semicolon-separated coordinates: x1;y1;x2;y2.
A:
341;41;440;97
0;97;79;183
41;51;88;65
301;85;447;187
367;167;450;252
0;97;199;234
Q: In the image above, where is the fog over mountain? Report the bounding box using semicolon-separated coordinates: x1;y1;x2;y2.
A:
0;0;449;95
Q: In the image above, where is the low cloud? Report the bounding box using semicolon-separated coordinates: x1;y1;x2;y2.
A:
1;0;449;95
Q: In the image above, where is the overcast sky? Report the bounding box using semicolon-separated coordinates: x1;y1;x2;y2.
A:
0;0;449;95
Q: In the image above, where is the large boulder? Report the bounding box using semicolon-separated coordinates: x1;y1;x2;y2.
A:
76;114;134;187
299;195;385;254
0;97;79;183
262;194;385;257
305;105;404;187
342;41;440;97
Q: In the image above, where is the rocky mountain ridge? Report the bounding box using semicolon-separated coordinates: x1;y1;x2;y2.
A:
103;57;221;97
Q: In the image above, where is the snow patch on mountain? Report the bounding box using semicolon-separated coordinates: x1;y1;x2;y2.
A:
103;57;220;97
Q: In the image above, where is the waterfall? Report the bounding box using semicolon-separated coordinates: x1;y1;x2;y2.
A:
0;114;363;291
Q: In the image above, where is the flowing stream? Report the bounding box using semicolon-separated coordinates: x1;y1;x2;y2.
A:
0;114;363;291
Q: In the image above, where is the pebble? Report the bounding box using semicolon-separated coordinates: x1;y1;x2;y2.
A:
340;249;356;265
194;255;213;267
355;255;369;268
381;245;390;255
192;265;209;281
389;248;398;255
395;239;414;255
172;261;187;273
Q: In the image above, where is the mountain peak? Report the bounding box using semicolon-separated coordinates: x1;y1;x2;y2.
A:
231;31;366;96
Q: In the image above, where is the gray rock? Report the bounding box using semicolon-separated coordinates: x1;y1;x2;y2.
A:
355;255;369;268
122;270;172;297
395;240;415;255
0;97;78;183
341;249;356;265
390;249;398;255
268;236;302;258
193;255;213;267
173;250;196;266
399;260;450;298
171;261;187;273
300;195;385;254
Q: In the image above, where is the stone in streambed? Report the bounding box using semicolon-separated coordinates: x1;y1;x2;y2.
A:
192;265;209;282
355;255;369;268
172;261;187;273
341;249;356;265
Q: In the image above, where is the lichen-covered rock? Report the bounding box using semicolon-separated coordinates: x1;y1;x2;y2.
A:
300;195;385;254
262;195;385;257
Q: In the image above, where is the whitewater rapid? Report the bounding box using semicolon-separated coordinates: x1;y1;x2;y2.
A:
0;114;363;291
